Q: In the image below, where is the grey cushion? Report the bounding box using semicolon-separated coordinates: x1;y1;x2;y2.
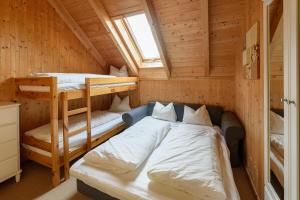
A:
147;102;224;126
122;105;148;127
221;112;245;167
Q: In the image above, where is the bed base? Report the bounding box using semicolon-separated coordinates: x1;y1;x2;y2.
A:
15;76;137;186
77;179;118;200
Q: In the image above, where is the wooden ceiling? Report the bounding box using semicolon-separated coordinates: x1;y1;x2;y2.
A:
60;0;125;69
47;0;242;79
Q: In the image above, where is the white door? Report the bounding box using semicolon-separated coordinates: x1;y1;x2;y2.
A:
283;0;299;199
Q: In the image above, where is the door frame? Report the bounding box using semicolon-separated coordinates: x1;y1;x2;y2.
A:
263;0;299;199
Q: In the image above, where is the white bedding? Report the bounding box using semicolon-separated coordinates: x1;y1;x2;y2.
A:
147;124;226;200
22;111;124;157
270;133;284;154
19;73;136;93
70;120;240;200
84;117;171;174
30;73;115;84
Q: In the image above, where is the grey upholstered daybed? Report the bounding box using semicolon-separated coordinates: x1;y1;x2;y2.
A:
70;102;245;200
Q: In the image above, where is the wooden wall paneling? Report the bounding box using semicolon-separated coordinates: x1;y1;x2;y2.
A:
151;0;210;78
269;0;283;41
139;68;169;80
234;0;264;198
270;16;283;109
88;0;139;75
139;78;236;111
47;0;107;70
209;0;245;77
0;0;110;134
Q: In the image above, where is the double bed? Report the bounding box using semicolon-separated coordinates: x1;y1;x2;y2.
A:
70;102;245;200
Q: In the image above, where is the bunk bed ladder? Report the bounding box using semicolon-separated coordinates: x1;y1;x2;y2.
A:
61;91;92;180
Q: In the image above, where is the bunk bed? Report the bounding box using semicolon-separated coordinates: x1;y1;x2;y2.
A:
15;73;138;186
270;110;284;187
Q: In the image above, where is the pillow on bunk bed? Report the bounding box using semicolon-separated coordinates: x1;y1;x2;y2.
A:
152;102;177;122
270;110;284;134
183;105;213;127
110;65;129;77
109;95;131;113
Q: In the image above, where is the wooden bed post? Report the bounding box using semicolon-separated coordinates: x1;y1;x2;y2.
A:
62;93;70;180
86;78;92;150
50;77;60;186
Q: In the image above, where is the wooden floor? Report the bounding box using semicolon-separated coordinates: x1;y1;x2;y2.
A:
0;161;257;200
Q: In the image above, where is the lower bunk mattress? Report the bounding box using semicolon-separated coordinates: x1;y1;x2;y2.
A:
22;111;124;157
70;119;240;200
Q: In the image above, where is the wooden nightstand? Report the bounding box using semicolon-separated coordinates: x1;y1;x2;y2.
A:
0;102;22;183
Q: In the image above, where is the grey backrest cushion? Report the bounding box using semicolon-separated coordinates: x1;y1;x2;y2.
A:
147;102;224;126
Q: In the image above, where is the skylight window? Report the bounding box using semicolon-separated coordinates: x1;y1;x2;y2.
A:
125;14;160;60
114;13;162;68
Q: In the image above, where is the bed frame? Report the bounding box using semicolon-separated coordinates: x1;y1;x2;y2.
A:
15;76;138;186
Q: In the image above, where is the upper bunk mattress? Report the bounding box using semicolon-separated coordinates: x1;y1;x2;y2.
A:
19;73;136;93
70;119;240;200
22;111;124;156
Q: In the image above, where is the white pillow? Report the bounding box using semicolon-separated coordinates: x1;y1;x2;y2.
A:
152;102;177;122
183;105;213;126
110;65;129;77
270;111;284;134
109;95;131;112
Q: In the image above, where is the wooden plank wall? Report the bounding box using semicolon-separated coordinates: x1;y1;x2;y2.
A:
140;78;236;110
235;0;264;198
270;17;283;109
139;0;245;111
151;0;209;78
0;0;110;133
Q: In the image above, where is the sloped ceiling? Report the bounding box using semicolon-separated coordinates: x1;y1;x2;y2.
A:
50;0;244;79
60;0;125;69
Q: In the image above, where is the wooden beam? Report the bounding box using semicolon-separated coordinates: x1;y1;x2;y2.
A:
142;0;171;78
270;0;283;40
87;0;138;76
47;0;107;70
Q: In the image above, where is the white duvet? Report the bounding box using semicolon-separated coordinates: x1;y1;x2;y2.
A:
84;116;171;174
147;124;226;200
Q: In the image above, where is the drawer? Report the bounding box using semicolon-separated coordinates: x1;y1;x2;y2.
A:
0;123;18;143
0;107;18;126
0;140;18;162
0;156;18;182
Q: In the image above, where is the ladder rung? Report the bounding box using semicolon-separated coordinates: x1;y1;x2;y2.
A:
68;107;88;116
68;126;87;137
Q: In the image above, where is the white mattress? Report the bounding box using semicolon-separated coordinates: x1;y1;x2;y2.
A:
22;111;124;157
70;121;240;200
19;72;136;93
19;82;136;93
